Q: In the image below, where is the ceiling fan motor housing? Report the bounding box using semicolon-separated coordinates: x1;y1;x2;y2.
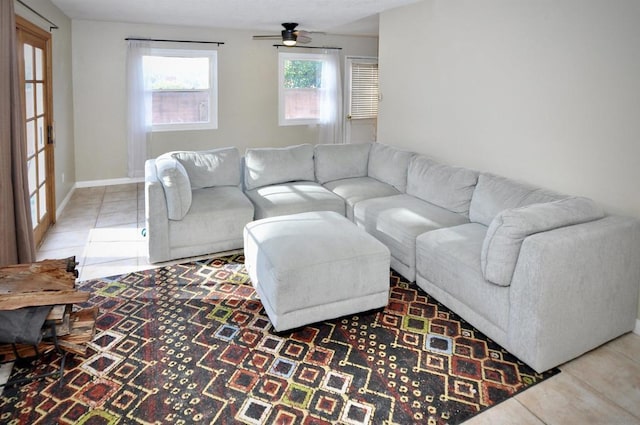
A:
282;22;298;45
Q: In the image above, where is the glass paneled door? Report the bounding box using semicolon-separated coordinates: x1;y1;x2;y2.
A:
344;57;379;144
17;17;55;247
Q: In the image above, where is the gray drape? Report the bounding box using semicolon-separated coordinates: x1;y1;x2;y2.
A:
0;0;36;266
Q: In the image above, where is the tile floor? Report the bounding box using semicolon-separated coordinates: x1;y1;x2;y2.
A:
16;184;640;422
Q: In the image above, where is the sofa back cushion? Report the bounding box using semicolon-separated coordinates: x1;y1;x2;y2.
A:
407;156;479;216
155;156;192;220
469;173;565;226
244;144;315;191
481;197;605;286
314;143;371;184
367;143;414;192
172;147;241;189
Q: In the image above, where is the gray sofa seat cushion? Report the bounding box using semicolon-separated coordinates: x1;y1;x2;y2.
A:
323;177;400;221
314;143;371;184
416;223;510;331
169;186;254;248
367;143;414;192
469;173;566;226
244;144;315;190
172;147;241;189
155;155;192;220
354;194;469;281
245;182;345;220
481;197;605;287
407;156;479;217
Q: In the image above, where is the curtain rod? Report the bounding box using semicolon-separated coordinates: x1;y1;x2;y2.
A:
125;37;224;46
273;44;341;50
16;0;58;31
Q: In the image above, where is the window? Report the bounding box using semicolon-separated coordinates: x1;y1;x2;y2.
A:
349;60;379;120
143;48;218;131
278;52;325;126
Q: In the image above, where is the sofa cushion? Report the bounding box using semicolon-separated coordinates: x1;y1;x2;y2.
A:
172;147;241;189
416;223;510;331
323;176;400;221
169;186;254;249
469;173;565;226
314;143;371;184
367;143;414;192
244;144;315;190
354;194;469;281
407;156;479;217
481;197;605;286
155;156;192;220
245;182;345;220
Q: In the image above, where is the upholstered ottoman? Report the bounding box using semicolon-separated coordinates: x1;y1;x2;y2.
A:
243;211;391;332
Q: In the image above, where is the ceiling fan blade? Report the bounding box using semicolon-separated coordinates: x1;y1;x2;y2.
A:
296;34;312;44
252;35;281;40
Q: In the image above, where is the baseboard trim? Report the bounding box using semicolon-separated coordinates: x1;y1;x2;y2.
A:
55;184;76;220
56;177;144;219
75;177;144;188
635;319;640;336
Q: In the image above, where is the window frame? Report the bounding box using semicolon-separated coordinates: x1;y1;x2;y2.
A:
146;47;218;132
278;52;325;127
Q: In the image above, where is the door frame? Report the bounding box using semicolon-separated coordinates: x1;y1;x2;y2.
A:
16;16;56;247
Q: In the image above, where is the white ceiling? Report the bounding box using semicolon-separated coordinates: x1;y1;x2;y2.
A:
50;0;420;36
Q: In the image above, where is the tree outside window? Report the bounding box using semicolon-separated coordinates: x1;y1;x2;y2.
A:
279;53;325;125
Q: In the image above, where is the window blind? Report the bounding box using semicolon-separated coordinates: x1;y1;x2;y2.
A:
350;62;379;120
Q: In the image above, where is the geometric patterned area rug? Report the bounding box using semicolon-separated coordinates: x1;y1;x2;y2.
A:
0;254;559;424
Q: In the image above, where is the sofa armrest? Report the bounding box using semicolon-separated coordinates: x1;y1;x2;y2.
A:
145;159;171;263
507;215;640;372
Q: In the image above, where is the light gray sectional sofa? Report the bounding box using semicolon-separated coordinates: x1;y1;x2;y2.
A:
145;142;640;372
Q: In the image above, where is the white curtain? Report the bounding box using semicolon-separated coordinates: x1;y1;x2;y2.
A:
0;0;35;265
318;49;343;144
126;40;152;178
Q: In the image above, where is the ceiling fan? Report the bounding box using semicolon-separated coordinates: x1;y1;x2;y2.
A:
252;23;313;46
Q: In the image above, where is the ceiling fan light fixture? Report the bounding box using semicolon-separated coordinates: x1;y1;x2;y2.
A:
282;31;297;46
281;22;298;46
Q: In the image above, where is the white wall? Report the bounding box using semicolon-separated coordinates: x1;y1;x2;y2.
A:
379;0;640;218
16;0;75;210
71;20;378;182
378;0;640;318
